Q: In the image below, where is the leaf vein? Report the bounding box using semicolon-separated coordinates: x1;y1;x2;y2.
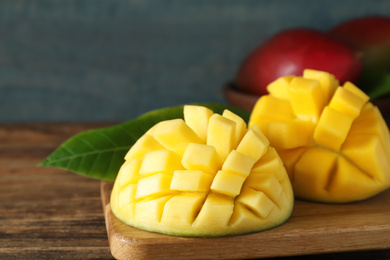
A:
98;131;121;148
44;146;130;164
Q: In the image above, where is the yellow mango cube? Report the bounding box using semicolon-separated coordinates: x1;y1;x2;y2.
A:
116;159;142;188
153;119;202;154
124;134;164;161
207;114;236;162
228;204;263;233
184;105;214;143
349;105;390;161
343;81;369;103
288;77;325;123
161;193;206;229
244;173;283;204
293;147;338;202
267;120;314;149
249;69;390;203
328;156;386;202
192;193;234;234
222;150;256;177
303;69;338;102
236;126;269;161
211;170;246;197
134;195;173;224
313;106;353;151
135;173;173;199
139;149;184;176
266;75;294;100
115;203;135;222
237;188;275;218
170;170;213;192
117;184;137;208
276;147;307;180
222;109;247;147
328;87;366;119
251;147;285;181
111;105;294;237
249;95;294;128
342;135;390;183
181;143;221;174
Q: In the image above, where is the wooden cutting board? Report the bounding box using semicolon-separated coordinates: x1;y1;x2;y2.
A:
101;181;390;260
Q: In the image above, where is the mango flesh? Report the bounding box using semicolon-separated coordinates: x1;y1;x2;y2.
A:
111;105;294;237
249;69;390;203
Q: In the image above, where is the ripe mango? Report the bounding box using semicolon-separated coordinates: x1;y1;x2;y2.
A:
111;105;294;237
249;69;390;203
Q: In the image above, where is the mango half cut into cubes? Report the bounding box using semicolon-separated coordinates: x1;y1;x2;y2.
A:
249;69;390;203
110;105;294;237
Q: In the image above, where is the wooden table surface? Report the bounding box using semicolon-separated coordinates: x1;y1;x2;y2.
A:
1;123;389;260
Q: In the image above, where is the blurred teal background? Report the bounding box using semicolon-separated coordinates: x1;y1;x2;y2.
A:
1;0;389;122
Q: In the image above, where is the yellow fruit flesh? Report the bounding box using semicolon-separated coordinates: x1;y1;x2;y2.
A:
303;69;338;103
249;69;390;203
266;75;294;100
183;105;214;142
111;106;294;237
288;77;325;123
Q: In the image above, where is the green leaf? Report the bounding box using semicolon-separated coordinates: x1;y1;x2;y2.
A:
39;103;251;181
358;68;390;100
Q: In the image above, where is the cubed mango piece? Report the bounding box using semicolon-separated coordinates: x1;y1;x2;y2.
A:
116;159;141;189
153;119;202;154
328;87;365;119
237;188;275;218
192;193;234;233
211;170;246;197
184;105;214;143
267;120;314;149
222;109;247;147
248;69;390;203
181;143;221;174
139;149;184;176
161;193;206;228
303;69;338;102
207;114;236;162
288;77;325;123
111;105;294;237
343;81;369;103
222;150;256;177
293;147;338;202
249;95;294;128
236;126;269;161
134;195;174;224
244;173;283;204
266;75;294;100
124;134;164;161
135;173;173;199
170;170;213;192
251;147;286;181
313;106;353;151
328;156;382;203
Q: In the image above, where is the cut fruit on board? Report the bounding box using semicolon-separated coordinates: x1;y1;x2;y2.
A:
101;181;390;260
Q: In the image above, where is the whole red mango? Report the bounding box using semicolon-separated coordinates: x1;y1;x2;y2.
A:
330;16;390;72
236;29;362;96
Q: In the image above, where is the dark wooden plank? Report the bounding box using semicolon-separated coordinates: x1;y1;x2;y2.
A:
101;181;390;260
0;123;114;259
1;123;390;260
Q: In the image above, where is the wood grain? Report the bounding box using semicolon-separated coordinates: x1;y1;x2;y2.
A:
1;123;390;260
102;180;390;260
0;123;115;260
